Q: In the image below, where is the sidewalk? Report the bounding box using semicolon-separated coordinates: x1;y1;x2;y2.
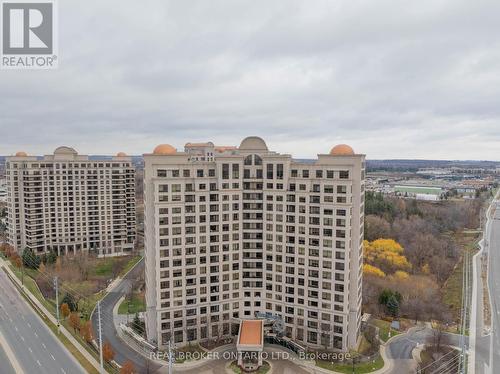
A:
469;189;499;374
0;258;103;373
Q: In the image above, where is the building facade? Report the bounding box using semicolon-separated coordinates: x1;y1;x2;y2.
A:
144;137;364;352
6;147;136;256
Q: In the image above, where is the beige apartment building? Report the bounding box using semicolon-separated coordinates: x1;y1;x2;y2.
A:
6;146;136;256
144;137;365;352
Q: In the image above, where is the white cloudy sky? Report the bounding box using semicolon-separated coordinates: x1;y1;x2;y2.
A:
1;0;500;160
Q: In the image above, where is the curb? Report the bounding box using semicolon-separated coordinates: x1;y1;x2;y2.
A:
469;190;498;374
0;260;100;373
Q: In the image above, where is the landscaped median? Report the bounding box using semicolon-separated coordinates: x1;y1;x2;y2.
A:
118;292;145;315
371;319;402;342
316;354;384;374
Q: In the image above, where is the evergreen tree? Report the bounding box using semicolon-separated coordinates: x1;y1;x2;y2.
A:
132;312;145;335
61;293;78;312
386;295;400;317
22;248;41;269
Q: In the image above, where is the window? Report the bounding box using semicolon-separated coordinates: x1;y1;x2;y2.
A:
197;169;204;178
302;170;309;178
337;185;347;194
267;164;273;179
222;164;229;179
232;164;239;179
339;170;349;179
277;164;284;179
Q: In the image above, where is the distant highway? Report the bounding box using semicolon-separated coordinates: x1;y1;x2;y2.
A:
0;267;86;374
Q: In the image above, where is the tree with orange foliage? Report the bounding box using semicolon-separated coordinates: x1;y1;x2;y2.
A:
120;361;135;374
81;321;93;343
13;256;22;269
60;303;70;319
1;243;14;258
102;341;115;363
69;312;81;332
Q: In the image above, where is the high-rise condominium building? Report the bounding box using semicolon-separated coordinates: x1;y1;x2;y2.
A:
5;146;136;256
144;137;364;351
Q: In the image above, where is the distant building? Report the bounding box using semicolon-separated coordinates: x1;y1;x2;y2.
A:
394;185;443;200
5;147;136;255
0;178;7;203
143;137;365;352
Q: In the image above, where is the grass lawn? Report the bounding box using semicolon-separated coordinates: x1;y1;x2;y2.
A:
442;232;479;323
316;355;384;374
358;336;372;355
92;255;142;278
119;255;142;277
118;293;145;315
92;258;115;277
372;319;400;342
9;265;57;315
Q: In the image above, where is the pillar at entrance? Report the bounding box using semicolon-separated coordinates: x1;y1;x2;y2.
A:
236;320;264;371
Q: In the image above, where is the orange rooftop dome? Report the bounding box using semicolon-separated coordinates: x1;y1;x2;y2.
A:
15;151;27;157
116;152;127;157
153;144;177;155
330;144;355;156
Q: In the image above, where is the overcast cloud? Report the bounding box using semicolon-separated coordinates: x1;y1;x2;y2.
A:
1;0;500;160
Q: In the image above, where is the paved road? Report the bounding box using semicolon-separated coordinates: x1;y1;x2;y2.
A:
91;258;163;374
0;268;86;374
472;197;500;374
175;345;312;374
486;203;500;373
0;345;16;374
386;326;465;374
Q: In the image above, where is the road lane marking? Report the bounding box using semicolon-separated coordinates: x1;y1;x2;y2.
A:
27;323;31;328
0;329;25;374
28;347;32;353
61;369;67;374
36;359;41;367
20;336;24;342
34;332;38;338
42;343;46;349
51;354;55;360
14;326;17;331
